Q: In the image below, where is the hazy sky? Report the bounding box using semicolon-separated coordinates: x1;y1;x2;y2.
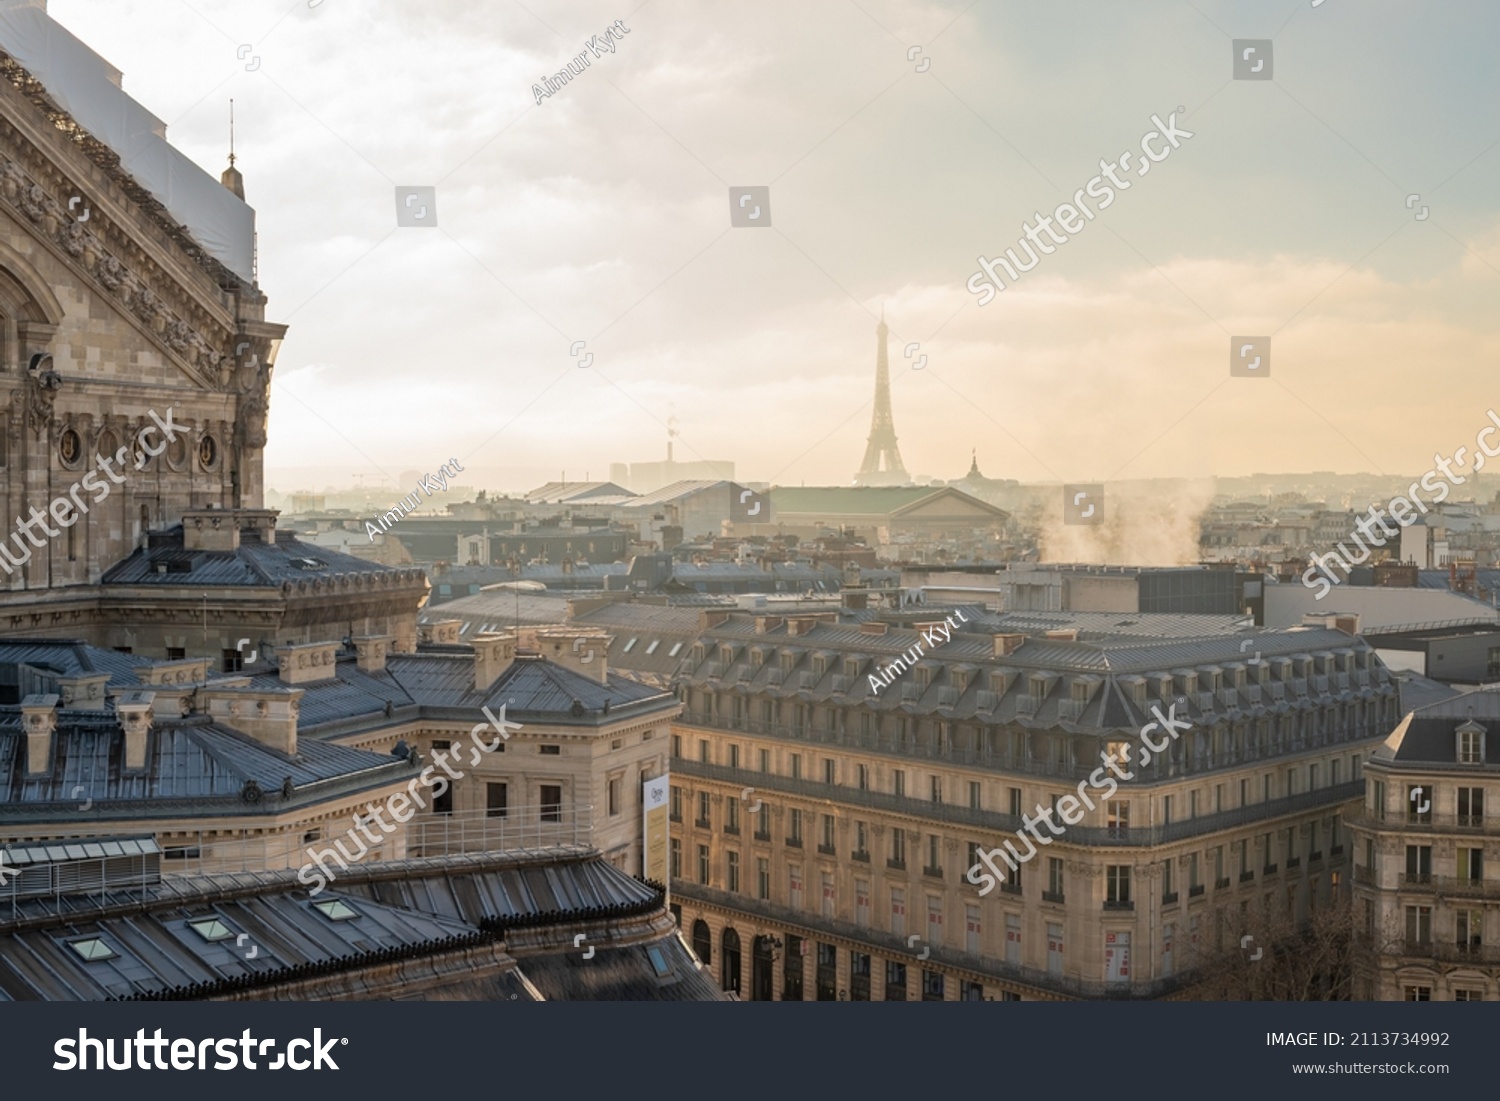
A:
49;0;1500;494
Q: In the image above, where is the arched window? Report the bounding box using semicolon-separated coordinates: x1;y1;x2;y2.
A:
721;927;742;995
691;919;712;966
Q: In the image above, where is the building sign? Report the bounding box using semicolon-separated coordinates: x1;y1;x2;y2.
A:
643;773;670;895
1105;930;1131;983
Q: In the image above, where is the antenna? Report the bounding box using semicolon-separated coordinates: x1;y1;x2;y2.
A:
228;99;236;167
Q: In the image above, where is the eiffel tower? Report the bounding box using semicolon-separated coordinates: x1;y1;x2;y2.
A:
854;312;909;485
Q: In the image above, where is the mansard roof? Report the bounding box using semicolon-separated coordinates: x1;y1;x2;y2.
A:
101;527;425;589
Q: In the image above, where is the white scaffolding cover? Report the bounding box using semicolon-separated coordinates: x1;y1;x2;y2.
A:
0;0;256;283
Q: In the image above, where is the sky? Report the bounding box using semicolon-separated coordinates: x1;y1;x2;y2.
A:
47;0;1500;495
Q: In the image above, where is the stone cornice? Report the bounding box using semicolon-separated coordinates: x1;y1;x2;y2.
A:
0;53;255;299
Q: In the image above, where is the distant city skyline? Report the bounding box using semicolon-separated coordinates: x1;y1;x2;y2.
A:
57;0;1500;488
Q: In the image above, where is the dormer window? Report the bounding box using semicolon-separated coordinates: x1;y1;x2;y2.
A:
844;657;861;678
1457;720;1486;765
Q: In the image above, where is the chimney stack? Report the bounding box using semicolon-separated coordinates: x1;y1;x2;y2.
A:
277;641;340;686
58;672;111;711
527;627;610;685
201;687;301;756
473;633;518;692
21;693;58;776
353;635;392;674
114;690;155;771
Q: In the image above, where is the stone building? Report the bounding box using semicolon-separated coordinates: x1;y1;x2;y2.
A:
1350;686;1500;1000
667;609;1400;999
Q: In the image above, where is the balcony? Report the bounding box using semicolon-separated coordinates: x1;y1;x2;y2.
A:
1263;864;1278;876
1103;899;1134;911
1188;884;1205;897
1162;891;1179;905
1042;890;1065;904
786;837;803;849
999;880;1022;896
1286;857;1301;870
818;844;836;857
886;858;905;871
922;866;943;879
1215;878;1231;890
754;830;771;843
1400;875;1500;900
1239;870;1255;883
1353;864;1375;885
668;759;1367;849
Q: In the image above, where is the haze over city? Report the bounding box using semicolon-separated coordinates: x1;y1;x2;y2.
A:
52;0;1500;493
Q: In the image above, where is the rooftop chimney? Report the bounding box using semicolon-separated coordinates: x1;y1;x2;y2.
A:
201;687;301;756
115;690;155;771
277;641;340;686
21;693;58;776
526;627;610;685
58;672;111;711
473;633;518;692
180;508;240;552
993;633;1026;657
420;619;463;645
353;634;392;674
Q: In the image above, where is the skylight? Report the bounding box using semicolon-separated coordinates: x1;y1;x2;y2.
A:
68;937;117;961
312;898;360;921
668;642;683;657
645;639;660;655
623;637;638;653
646;945;672;977
187;918;235;942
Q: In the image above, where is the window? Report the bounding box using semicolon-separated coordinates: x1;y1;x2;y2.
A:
697;844;710;885
644;639;660;655
487;782;509;818
925;834;942;877
855;879;871;926
1106;865;1131;906
821;874;836;919
1457;908;1482;950
539;745;560;756
889;829;906;868
783;934;804;1000
727;851;740;893
1405;844;1431;884
670;838;681;878
1107;801;1129;837
1454;988;1481;1001
788;809;803;846
1009;787;1022;817
759;748;770;773
893;770;906;797
540;784;562;822
313;899;360;921
1459;786;1484;826
668;641;683;657
670;785;682;821
186;918;234;942
1162;858;1175;901
1005;914;1021;964
930;776;942;803
1404;985;1431;1002
790;754;802;780
921;970;945;1001
699;740;710;763
1458;723;1484;764
1405;905;1432;948
646;945;671;977
1407;784;1432;824
890;889;906;937
823;758;836;785
1459;847;1484;884
697;791;712;828
755;804;770;840
885;960;907;1001
857;764;869;790
854;822;869;860
789;866;803;908
820;814;835;854
728;744;740;768
965;904;981;953
622;637;638;653
757;857;770;900
969;781;982;810
606;777;620;817
1162;794;1172;825
68;937;117;961
1047;857;1064;902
